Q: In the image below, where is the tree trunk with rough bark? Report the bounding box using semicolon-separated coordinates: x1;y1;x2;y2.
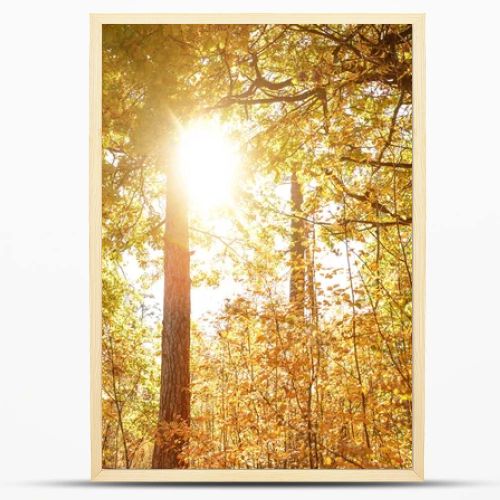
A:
152;161;191;469
289;165;305;316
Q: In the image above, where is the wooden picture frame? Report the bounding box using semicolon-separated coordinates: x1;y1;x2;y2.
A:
90;13;425;482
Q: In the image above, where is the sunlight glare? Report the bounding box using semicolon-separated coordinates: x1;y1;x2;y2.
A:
178;119;240;208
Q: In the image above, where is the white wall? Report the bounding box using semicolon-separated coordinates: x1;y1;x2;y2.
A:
1;1;499;499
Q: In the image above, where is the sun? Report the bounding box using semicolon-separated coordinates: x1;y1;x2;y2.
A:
177;118;241;209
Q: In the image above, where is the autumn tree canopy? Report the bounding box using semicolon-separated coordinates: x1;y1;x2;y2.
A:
101;23;413;470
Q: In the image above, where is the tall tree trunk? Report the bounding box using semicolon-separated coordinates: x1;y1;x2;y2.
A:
306;222;319;326
289;165;305;315
152;161;191;469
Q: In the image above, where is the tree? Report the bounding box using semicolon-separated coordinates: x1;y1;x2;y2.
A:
289;164;306;314
152;149;191;468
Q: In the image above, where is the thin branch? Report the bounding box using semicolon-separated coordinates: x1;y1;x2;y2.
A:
341;157;412;170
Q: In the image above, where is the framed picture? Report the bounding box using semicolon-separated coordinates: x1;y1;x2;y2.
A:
90;13;425;482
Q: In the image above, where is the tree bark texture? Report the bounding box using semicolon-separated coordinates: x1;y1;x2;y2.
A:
289;165;305;315
152;162;191;469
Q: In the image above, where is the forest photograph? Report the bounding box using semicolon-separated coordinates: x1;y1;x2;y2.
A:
101;23;414;470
